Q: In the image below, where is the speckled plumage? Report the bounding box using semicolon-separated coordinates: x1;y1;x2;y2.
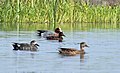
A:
12;40;39;51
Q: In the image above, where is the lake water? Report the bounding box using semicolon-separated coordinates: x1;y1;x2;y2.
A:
0;23;120;73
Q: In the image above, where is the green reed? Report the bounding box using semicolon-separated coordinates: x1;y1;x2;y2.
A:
0;0;120;25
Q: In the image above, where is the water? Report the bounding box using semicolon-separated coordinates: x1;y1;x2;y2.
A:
0;24;120;73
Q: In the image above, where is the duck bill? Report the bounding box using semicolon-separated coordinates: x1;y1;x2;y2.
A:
59;32;65;37
35;44;39;46
62;33;65;37
63;34;66;37
85;45;89;47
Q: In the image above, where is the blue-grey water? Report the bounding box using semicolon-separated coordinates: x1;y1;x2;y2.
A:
0;28;120;73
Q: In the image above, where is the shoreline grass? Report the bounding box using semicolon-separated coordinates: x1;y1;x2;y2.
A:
0;0;120;24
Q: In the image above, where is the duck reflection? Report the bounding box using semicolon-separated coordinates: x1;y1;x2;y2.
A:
80;53;85;62
80;53;85;59
30;53;35;59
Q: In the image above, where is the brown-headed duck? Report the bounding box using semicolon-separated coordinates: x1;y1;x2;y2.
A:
59;42;89;56
37;27;63;37
46;32;65;42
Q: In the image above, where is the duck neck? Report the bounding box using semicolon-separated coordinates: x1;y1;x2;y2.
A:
58;35;61;38
58;37;63;42
80;46;84;51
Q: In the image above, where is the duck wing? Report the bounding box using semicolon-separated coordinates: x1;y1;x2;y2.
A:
60;48;77;51
37;30;48;36
59;48;78;56
43;31;54;38
18;43;31;50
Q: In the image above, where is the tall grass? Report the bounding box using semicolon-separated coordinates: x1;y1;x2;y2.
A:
0;0;119;24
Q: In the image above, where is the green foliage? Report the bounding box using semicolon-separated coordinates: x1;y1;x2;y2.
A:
0;0;120;24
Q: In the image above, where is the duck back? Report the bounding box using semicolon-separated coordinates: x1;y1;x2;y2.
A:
12;43;38;51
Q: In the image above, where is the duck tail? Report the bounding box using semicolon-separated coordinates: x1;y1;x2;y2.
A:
37;30;48;36
12;43;19;50
58;50;62;54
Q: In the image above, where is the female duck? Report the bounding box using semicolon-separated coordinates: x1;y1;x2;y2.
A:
59;42;89;56
12;40;39;51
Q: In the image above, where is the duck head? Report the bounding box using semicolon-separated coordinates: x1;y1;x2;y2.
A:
80;42;89;50
30;40;39;46
54;27;63;33
59;32;65;37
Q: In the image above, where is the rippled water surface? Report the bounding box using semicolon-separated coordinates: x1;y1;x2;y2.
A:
0;27;120;73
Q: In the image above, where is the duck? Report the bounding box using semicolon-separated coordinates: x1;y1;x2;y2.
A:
37;27;63;37
59;42;89;56
46;32;65;42
12;40;39;51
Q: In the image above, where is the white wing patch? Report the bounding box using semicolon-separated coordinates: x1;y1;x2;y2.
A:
18;44;20;47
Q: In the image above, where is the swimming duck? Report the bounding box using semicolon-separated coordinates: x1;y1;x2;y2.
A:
46;32;65;42
37;27;63;37
59;42;89;56
12;40;39;51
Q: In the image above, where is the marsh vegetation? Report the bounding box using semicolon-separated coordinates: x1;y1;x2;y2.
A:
0;0;119;26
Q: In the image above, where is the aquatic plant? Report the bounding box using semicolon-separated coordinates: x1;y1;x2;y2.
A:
0;0;119;24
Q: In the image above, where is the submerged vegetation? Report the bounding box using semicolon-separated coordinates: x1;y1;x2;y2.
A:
0;0;120;25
